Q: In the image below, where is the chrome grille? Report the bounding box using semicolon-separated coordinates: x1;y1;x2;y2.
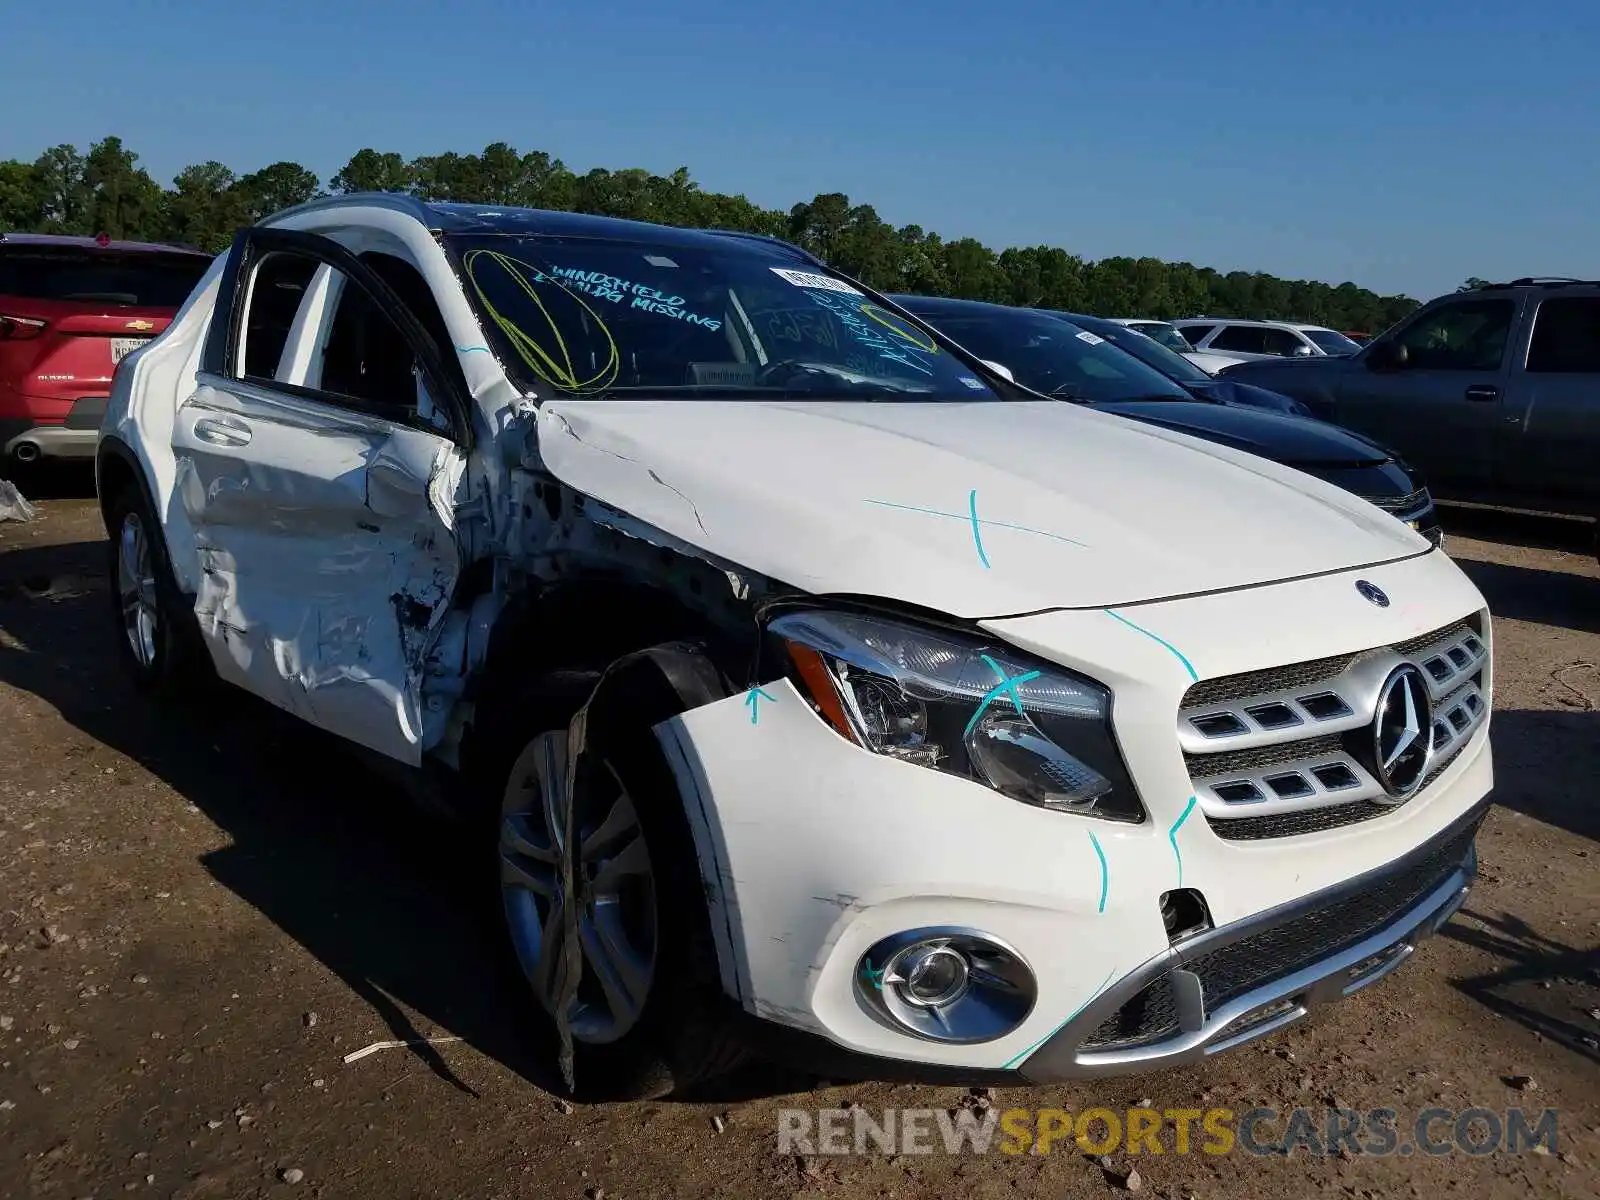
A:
1181;614;1489;838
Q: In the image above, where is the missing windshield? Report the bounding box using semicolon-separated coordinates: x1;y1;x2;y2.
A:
447;233;1000;402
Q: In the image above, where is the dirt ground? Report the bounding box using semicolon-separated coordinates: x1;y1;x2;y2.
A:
1;473;1596;1200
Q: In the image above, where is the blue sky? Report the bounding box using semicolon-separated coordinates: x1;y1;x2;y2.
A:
3;0;1595;299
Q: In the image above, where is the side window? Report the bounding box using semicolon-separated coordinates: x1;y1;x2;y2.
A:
240;252;318;381
316;273;423;410
1394;299;1514;371
1209;325;1269;354
1178;323;1215;346
1526;297;1600;374
1260;328;1306;356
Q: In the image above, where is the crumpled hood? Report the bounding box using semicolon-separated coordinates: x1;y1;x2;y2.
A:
1095;399;1391;467
536;399;1429;619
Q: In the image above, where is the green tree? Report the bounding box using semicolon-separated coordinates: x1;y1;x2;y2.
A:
2;135;1418;326
235;161;321;221
165;162;249;252
83;137;164;239
0;160;43;230
32;144;90;234
329;148;413;194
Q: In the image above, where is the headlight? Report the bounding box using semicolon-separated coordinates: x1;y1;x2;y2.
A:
767;610;1144;823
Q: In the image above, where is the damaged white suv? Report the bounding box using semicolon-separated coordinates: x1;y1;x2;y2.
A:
97;196;1494;1099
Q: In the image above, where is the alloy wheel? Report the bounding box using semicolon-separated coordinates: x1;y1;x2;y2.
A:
117;512;159;669
499;730;659;1044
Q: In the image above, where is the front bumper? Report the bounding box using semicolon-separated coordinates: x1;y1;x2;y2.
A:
1018;797;1482;1080
656;550;1493;1077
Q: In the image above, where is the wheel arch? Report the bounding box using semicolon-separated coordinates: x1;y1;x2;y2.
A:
460;568;754;1011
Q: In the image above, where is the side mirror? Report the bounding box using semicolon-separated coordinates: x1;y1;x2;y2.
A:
1366;341;1409;371
1291;343;1314;357
981;359;1016;382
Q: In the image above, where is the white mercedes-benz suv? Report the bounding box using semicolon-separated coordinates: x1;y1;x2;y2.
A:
96;196;1494;1099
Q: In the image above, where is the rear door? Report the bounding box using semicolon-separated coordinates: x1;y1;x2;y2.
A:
179;227;475;765
1332;295;1520;492
1499;291;1600;514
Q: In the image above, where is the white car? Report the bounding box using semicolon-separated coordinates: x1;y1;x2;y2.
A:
1109;318;1246;374
1175;318;1366;362
96;197;1494;1099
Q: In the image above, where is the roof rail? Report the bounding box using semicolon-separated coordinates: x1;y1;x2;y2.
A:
263;191;438;228
1479;276;1600;289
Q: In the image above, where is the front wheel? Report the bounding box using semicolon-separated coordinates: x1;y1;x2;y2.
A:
484;668;746;1100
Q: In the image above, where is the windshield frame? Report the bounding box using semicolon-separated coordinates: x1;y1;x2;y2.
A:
440;231;1029;404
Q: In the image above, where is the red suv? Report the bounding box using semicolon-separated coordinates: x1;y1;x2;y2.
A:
1;233;213;468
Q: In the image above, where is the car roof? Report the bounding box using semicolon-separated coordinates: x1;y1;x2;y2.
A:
1174;317;1342;334
264;193;817;259
0;231;211;257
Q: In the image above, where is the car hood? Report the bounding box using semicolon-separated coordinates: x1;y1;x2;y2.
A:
536;398;1430;619
1183;350;1245;373
1093;399;1391;467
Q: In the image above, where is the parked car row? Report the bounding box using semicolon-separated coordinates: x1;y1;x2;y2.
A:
92;196;1494;1099
888;295;1441;545
1217;277;1600;547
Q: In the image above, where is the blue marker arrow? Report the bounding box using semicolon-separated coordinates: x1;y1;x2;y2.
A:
745;685;776;724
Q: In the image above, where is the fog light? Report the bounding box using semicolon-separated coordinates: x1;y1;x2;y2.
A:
900;945;970;1007
856;928;1036;1044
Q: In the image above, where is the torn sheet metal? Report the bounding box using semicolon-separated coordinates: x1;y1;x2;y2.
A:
174;386;465;766
547;642;729;1094
536;397;1427;619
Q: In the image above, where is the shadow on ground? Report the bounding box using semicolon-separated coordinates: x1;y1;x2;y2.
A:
1442;907;1600;1067
1438;503;1594;557
1487;709;1600;843
0;532;807;1104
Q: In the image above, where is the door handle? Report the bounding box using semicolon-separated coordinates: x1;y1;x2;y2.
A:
1463;385;1499;402
192;414;253;447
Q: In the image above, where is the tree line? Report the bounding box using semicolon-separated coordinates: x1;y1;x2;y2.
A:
0;137;1420;331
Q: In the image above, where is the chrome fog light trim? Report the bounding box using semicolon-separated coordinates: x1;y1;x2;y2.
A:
856;928;1036;1044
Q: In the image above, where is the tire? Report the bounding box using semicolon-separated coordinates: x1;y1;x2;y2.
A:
104;482;213;698
473;664;747;1101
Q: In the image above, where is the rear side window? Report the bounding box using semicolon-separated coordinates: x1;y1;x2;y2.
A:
1209;325;1270;354
0;248;209;307
241;252;319;380
1526;297;1600;373
1178;323;1215;346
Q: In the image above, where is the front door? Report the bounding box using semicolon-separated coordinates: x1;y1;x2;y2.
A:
1334;295;1520;493
176;228;474;765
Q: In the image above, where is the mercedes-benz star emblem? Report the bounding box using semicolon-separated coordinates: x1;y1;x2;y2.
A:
1370;665;1434;800
1356;580;1390;607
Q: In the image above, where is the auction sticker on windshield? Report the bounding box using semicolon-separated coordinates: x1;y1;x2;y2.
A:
1075;330;1105;345
771;268;863;295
